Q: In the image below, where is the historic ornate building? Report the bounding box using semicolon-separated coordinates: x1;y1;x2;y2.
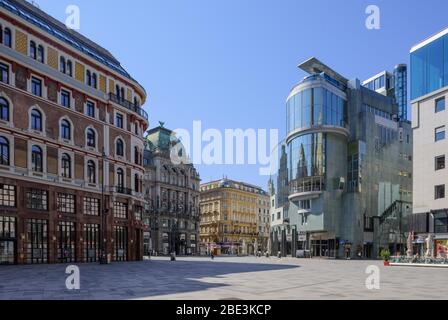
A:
256;193;270;253
143;123;200;256
199;178;268;256
0;0;149;264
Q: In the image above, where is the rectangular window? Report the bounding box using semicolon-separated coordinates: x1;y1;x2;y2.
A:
57;193;75;214
435;185;445;200
31;77;42;97
134;205;143;221
26;189;48;211
0;184;15;207
86;101;95;118
60;90;70;108
116;113;123;129
435;126;446;142
113;201;127;219
436;97;446;113
83;197;100;216
0;63;9;84
436;155;446;171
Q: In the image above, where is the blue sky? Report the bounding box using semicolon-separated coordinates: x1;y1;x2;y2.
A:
39;0;448;189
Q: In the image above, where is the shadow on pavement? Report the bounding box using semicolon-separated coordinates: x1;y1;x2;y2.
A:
0;259;299;300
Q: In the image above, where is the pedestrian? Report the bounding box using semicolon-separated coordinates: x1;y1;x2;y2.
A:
211;252;215;260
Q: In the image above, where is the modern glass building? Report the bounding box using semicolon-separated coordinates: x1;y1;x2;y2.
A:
394;64;408;121
270;58;413;259
410;28;448;257
363;65;408;121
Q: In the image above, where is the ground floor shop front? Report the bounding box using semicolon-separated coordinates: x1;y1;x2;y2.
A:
0;215;145;265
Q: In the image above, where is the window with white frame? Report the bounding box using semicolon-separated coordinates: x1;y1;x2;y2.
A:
83;197;99;216
113;201;127;219
57;193;75;214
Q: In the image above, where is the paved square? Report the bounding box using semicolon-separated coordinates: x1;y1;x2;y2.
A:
0;256;446;300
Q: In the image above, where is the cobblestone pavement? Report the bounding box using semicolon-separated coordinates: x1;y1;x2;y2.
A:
0;256;446;300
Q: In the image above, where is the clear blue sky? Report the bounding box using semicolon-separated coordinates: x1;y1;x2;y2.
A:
39;0;448;189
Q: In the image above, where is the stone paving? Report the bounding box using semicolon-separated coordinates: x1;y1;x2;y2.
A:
0;256;447;300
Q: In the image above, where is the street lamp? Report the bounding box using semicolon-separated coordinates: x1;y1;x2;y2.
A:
100;149;109;264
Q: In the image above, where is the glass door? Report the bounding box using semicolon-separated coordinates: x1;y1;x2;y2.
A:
26;219;48;264
0;216;16;265
84;223;100;262
0;241;15;265
114;226;127;261
58;221;76;263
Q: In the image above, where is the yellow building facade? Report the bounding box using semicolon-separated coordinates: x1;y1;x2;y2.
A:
199;179;268;255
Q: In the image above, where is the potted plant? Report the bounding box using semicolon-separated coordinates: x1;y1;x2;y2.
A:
380;249;391;266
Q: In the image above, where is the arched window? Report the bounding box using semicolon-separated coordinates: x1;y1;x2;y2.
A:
134;146;139;164
86;70;91;86
61;153;71;178
66;60;73;77
31;145;43;172
86;128;96;147
92;73;97;89
61;119;71;140
31;109;42;131
117;168;124;188
120;87;125;101
4;28;11;48
115;85;120;98
60;56;66;74
0;136;9;166
29;41;36;59
37;45;44;63
116;139;124;157
134;174;139;192
0;97;9;121
87;160;96;183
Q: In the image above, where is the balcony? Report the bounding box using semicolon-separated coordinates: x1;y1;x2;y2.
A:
109;93;148;121
289;176;324;201
110;186;133;195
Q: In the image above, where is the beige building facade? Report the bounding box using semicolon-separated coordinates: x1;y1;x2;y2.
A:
199;178;268;255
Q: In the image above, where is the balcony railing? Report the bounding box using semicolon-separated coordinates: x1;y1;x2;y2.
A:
110;186;133;195
109;93;148;121
289;176;325;195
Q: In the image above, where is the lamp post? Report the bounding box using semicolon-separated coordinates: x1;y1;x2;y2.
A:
100;149;109;264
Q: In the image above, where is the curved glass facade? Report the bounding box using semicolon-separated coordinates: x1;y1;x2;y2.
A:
287;87;347;134
288;133;326;180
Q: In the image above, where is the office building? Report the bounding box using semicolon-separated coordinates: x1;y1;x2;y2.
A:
269;57;413;259
410;28;448;256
